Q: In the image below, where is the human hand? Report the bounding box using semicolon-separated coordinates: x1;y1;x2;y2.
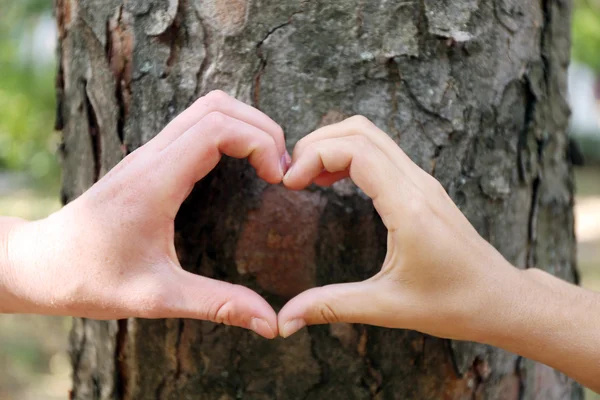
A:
3;91;289;338
278;116;518;339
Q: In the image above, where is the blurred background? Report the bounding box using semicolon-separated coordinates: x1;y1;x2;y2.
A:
0;1;599;399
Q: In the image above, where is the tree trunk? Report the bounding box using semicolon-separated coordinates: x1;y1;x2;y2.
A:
55;0;582;398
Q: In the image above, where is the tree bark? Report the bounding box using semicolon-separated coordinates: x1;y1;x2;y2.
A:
55;0;582;398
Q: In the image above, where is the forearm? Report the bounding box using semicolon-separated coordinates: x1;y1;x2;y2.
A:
0;216;29;313
0;214;70;316
468;263;600;392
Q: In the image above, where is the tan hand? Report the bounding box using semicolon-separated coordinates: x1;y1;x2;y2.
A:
4;91;289;338
278;116;515;339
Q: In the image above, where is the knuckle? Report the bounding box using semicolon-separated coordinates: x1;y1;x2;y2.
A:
210;298;235;325
122;146;142;162
405;195;428;219
347;115;375;131
205;89;229;105
295;135;309;154
348;136;376;160
248;135;274;158
350;134;371;148
264;131;278;147
432;179;448;198
274;124;285;140
203;111;228;130
421;174;448;199
315;302;339;324
98;146;144;181
196;90;229;112
300;140;319;158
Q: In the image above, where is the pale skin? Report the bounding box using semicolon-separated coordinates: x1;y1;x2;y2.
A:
0;90;290;339
0;92;598;392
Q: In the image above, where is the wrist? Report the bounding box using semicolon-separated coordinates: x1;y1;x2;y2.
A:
459;253;526;344
464;264;565;350
7;206;91;317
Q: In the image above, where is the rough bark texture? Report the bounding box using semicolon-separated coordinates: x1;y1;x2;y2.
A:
56;0;583;398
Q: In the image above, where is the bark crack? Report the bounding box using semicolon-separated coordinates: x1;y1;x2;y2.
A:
83;80;102;182
357;326;383;398
302;329;329;399
401;78;452;125
470;357;490;400
493;1;519;33
156;320;185;400
54;0;72;106
55;38;65;131
115;319;129;400
525;0;554;271
70;318;88;397
194;8;212;98
515;356;525;400
157;0;183;79
231;338;245;398
445;339;462;377
355;0;365;38
416;0;431;46
106;5;133;147
386;58;401;137
540;0;553;89
252;21;292;107
155;376;167;400
526;175;541;269
400;75;450;180
252;2;310;106
174;319;185;381
92;375;101;400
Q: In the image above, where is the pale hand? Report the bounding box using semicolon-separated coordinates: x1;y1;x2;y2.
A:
278;115;509;338
0;91;290;339
278;116;600;392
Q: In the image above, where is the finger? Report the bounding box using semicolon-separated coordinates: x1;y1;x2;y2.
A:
313;171;350;187
167;269;278;339
159;112;283;204
283;135;419;230
293;116;425;184
147;90;287;156
278;281;385;337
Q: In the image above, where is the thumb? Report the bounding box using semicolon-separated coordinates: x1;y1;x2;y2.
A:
166;269;278;339
278;281;384;338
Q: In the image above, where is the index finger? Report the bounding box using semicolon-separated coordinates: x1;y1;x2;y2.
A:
156;112;283;214
147;90;287;155
293;116;432;186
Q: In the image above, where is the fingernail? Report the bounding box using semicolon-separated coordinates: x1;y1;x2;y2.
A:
283;164;295;182
285;151;292;167
281;319;306;338
250;317;276;339
280;154;288;177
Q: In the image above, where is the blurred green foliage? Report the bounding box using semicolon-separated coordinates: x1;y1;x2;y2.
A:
573;0;600;72
0;0;59;187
